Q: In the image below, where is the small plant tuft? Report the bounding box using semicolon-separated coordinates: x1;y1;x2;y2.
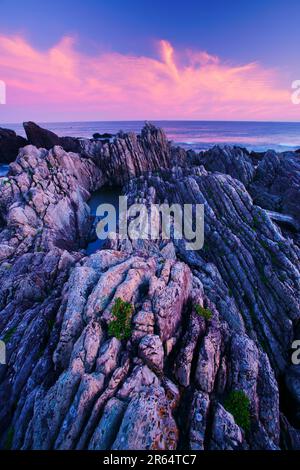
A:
46;318;55;332
4;426;14;450
252;215;261;228
195;304;213;321
108;298;133;340
2;327;17;343
224;390;251;432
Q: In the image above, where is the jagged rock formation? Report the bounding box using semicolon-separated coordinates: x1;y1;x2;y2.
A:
23;121;175;185
249;150;300;227
79;123;173;185
0;128;28;164
0;123;299;450
195;145;255;186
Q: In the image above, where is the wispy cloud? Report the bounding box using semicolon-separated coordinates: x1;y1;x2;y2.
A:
0;34;297;121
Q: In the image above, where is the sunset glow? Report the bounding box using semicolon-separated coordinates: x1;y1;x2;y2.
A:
0;34;298;122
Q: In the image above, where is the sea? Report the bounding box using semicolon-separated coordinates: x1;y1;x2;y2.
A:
3;120;300;153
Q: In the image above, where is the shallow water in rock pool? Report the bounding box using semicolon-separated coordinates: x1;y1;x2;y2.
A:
86;186;121;254
0;164;9;177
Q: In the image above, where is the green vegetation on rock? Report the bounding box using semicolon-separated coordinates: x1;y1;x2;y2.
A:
4;426;14;450
108;297;133;340
2;327;17;343
224;390;251;432
195;304;213;321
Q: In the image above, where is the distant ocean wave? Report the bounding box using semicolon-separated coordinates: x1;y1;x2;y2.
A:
278;142;300;148
2;120;300;153
177;141;300;153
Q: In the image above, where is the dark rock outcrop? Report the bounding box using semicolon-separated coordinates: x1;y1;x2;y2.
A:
93;132;114;140
23;121;60;150
0;128;28;164
23;121;83;154
58;136;83;154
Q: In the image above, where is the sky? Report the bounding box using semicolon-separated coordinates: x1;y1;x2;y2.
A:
0;0;300;123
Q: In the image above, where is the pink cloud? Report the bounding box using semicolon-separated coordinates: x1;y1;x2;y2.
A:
0;34;298;121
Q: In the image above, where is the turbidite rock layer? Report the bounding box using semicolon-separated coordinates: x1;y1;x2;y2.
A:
125;166;300;374
249;150;300;228
0;123;299;450
195;145;255;186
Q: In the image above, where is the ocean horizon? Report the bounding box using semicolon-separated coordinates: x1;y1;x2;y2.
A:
3;120;300;153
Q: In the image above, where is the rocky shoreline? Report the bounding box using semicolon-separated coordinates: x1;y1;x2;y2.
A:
0;122;299;450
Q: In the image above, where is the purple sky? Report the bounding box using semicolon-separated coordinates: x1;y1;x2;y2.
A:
0;0;299;122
